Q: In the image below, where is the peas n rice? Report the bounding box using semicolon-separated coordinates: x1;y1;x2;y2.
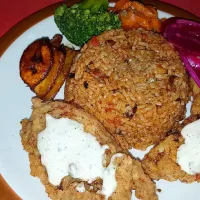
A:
65;28;189;150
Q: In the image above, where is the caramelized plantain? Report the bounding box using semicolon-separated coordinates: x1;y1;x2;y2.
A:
20;38;53;88
34;46;66;98
20;35;77;100
50;34;63;48
44;48;78;100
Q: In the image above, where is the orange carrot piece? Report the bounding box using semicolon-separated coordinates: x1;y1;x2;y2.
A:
131;1;156;18
120;1;133;10
120;10;138;29
151;18;162;32
114;0;130;10
120;10;149;30
114;0;161;32
146;5;157;16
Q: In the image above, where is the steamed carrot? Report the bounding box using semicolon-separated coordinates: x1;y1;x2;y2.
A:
113;0;130;11
146;5;157;15
113;0;161;32
131;1;156;18
120;1;133;10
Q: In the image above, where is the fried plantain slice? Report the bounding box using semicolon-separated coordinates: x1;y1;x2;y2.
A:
34;46;66;99
20;38;53;88
50;34;63;48
43;48;78;100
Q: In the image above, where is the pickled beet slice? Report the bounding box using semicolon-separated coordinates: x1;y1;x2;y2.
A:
162;17;200;87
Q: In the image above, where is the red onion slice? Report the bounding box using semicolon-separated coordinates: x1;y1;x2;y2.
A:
162;18;200;55
180;52;200;87
162;17;200;87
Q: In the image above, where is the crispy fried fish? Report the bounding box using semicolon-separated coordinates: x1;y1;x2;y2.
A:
190;78;200;116
20;98;157;200
142;115;200;183
190;78;200;98
191;94;200;115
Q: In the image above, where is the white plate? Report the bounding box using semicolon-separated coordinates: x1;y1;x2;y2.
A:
0;4;200;200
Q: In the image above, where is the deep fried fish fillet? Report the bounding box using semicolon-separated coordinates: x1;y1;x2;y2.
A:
191;94;200;115
142;115;200;183
190;78;200;98
20;98;157;200
190;78;200;116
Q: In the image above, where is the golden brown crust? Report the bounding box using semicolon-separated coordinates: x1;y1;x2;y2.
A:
189;77;200;116
44;49;78;100
20;98;158;200
142;130;200;183
132;159;158;200
190;77;200;98
191;94;200;116
22;97;119;153
33;48;66;98
109;155;133;200
20;38;53;88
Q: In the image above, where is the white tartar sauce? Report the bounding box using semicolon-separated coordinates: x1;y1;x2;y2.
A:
101;153;123;199
37;114;122;199
177;119;200;175
76;182;85;193
63;37;80;50
37;114;108;185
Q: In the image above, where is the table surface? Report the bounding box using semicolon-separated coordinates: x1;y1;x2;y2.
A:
0;0;200;199
0;0;200;38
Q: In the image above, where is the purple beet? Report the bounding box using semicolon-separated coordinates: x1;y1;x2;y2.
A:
162;17;200;87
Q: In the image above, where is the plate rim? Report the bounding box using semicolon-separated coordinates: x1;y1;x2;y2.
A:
0;0;199;199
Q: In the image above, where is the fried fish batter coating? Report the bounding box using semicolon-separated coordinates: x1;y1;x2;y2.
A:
142;115;200;183
20;98;157;200
132;159;158;200
190;78;200;98
190;77;200;115
191;93;200;115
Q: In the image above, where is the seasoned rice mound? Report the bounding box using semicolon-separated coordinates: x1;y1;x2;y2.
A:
65;28;189;150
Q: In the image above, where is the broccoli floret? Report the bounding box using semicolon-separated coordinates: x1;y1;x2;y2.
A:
54;0;121;46
77;0;109;13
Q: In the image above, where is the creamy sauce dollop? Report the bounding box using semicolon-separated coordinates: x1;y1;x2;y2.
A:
37;114;108;185
177;119;200;175
76;182;86;193
101;153;123;199
37;114;122;199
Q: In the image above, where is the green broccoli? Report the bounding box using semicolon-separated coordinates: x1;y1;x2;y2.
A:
77;0;109;13
54;0;121;46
